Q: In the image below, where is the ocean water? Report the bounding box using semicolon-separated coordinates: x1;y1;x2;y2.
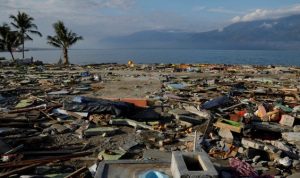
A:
1;49;300;66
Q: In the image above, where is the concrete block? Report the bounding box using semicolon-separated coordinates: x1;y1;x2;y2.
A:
143;149;172;162
171;150;218;178
95;160;171;178
241;138;277;153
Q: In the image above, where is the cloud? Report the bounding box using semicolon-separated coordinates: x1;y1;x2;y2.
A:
193;6;242;15
0;0;139;47
100;0;135;9
260;22;274;29
192;6;206;11
0;0;137;27
0;0;224;48
1;0;135;19
207;7;243;15
231;4;300;23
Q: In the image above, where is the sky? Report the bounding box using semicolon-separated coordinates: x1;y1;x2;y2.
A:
1;0;300;48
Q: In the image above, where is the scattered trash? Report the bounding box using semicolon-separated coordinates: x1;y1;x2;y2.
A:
0;63;299;177
98;149;126;161
63;96;137;117
229;158;258;177
278;157;292;167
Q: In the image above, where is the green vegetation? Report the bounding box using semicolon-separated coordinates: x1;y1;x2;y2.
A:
47;21;83;65
1;12;83;64
0;24;21;61
10;11;42;59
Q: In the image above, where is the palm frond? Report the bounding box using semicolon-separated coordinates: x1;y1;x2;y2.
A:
10;22;19;29
24;34;33;40
47;20;83;64
28;30;42;37
9;15;18;22
9;11;42;39
47;36;63;48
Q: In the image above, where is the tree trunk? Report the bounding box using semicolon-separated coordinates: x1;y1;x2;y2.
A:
22;33;24;59
9;49;15;61
63;47;69;65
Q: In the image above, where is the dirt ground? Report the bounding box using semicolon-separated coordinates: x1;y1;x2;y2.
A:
90;70;162;98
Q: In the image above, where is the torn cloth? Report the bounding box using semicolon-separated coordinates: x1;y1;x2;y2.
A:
229;158;258;177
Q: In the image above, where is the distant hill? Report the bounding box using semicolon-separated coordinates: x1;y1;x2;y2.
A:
101;14;300;49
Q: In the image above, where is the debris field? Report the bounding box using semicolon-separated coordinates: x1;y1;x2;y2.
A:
0;63;299;178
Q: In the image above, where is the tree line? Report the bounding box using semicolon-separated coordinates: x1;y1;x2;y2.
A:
0;11;83;65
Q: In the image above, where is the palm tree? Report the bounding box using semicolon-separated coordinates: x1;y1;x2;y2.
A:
0;24;21;61
0;24;10;53
10;11;42;58
47;21;83;65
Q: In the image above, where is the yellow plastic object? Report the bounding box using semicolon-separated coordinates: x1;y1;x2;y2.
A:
128;60;135;67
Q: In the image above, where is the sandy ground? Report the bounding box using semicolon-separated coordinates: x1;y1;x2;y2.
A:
0;67;163;98
90;70;162;98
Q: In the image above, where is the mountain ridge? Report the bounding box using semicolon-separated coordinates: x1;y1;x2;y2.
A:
100;14;300;50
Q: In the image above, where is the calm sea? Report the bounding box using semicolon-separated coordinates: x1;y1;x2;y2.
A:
1;49;300;66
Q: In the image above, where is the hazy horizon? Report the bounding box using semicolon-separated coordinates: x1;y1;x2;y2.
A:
1;0;300;49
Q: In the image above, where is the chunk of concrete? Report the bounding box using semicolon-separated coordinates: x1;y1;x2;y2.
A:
241;138;277;153
282;132;300;148
143;149;172;162
293;125;300;132
171;150;218;178
269;141;291;152
218;128;233;143
119;140;138;152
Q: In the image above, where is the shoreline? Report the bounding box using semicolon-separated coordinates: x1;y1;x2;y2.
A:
1;48;300;66
1;60;300;68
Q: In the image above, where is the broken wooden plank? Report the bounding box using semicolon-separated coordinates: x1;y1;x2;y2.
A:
64;166;87;178
66;111;86;119
109;119;156;131
168;98;201;105
8;104;46;113
0;151;92;168
4;144;24;154
0;163;40;178
8;104;62;114
22;150;78;156
39;109;57;121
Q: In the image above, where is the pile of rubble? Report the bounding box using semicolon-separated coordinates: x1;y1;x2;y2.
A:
0;63;299;177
